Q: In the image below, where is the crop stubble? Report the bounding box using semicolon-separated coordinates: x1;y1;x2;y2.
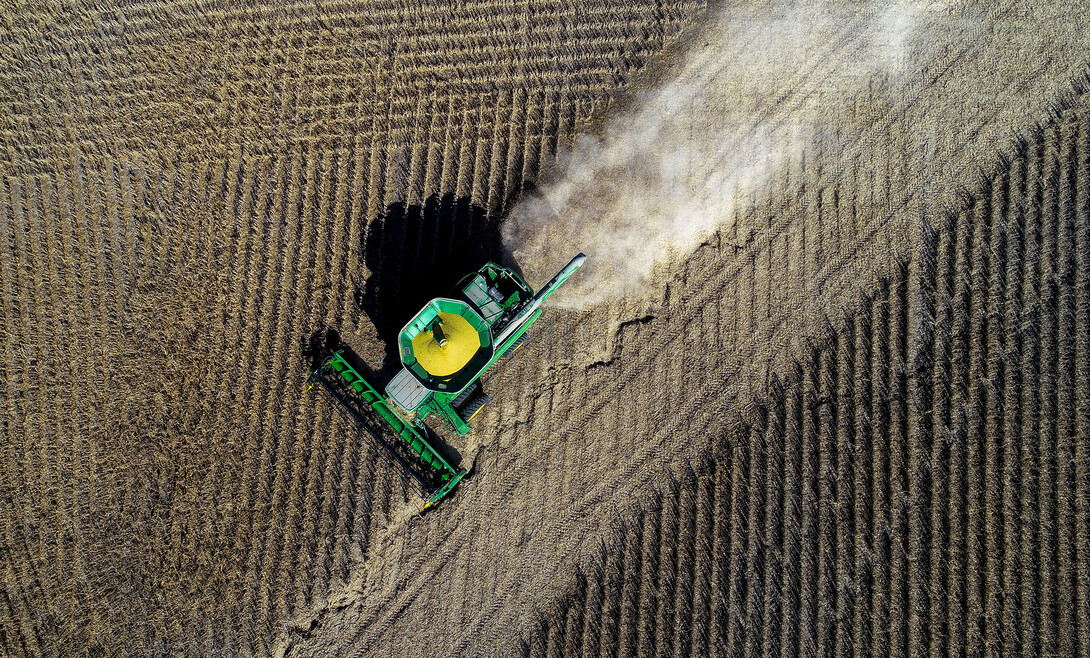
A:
3;1;1090;657
512;103;1090;658
284;2;1090;656
0;0;702;654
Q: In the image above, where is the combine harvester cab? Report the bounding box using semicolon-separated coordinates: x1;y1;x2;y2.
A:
309;253;586;508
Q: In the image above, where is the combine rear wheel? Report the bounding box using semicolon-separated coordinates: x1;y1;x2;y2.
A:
451;381;480;408
459;391;490;422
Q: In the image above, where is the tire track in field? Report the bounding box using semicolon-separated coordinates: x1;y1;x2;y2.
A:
1074;104;1090;658
289;7;1090;657
515;103;1090;658
279;3;1072;653
4;1;1089;655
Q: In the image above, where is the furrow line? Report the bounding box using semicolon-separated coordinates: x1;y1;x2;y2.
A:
963;190;993;655
761;379;787;658
76;157;121;643
907;217;937;658
817;334;840;657
274;143;322;620
652;476;679;657
177;159;215;631
1036;123;1063;655
779;361;804;658
468;101;492;212
1072;103;1090;657
798;349;821;658
404;94;432;209
192;157;232;583
597;522;623;658
44;160;86;653
742;407;769;658
632;485;659;656
671;467;698;658
19;172;59;617
501;87;527;216
229;153;276;655
932;212;959;658
887;265;910;658
37;170;87;650
0;559;41;657
852;300;875;658
834;319;856;658
59;152;100;649
869;279;892;658
254;143;306;637
207;149;250;655
616;505;643;657
1001;151;1027;653
983;163;1010;652
283;143;328;617
334;136;371;582
435;96;459;194
308;146;343;604
950;194;973;656
562;573;587;656
690;456;716;658
0;172;49;656
1017;134;1045;658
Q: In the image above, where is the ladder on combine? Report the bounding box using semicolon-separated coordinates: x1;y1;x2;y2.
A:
308;350;466;508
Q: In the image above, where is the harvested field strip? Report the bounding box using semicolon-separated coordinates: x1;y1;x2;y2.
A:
0;1;708;653
518;105;1090;657
6;2;1090;656
309;34;1090;649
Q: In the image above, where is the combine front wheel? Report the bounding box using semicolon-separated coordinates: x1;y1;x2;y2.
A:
510;331;529;351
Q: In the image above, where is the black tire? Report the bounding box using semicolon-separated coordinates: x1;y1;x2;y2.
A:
510;331;529;351
451;381;480;408
459;391;490;422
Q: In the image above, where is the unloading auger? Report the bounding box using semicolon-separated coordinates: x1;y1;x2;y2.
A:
308;253;586;508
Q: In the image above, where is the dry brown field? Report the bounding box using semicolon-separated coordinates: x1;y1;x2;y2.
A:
2;1;1089;657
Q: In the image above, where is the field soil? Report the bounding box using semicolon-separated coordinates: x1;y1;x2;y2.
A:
2;1;1089;657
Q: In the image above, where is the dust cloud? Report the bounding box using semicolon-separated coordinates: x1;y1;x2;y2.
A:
504;0;953;307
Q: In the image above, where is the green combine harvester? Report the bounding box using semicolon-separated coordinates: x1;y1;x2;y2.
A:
308;253;586;508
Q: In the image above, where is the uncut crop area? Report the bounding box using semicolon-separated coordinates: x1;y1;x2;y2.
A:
1;2;1089;658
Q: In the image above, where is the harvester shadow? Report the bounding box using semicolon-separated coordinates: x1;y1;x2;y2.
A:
355;193;520;386
304;327;342;372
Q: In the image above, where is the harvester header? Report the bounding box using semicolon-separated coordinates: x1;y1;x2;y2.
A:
308;253;585;508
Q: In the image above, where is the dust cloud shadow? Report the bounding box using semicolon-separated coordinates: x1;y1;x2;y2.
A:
356;193;518;385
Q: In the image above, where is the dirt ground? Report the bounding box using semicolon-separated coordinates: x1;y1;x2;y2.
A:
2;1;1089;657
